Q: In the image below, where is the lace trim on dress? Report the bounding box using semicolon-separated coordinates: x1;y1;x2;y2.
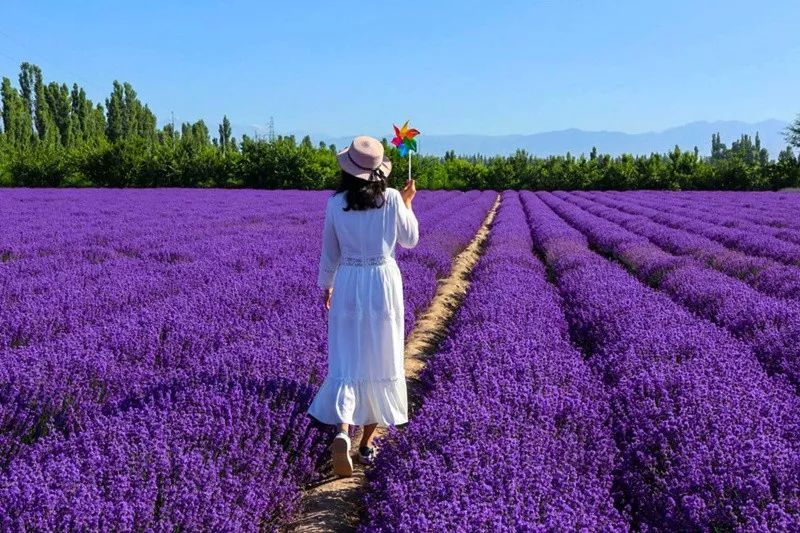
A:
323;376;403;384
340;255;392;267
329;307;398;319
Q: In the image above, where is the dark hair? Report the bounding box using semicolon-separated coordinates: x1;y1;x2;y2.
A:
335;170;387;211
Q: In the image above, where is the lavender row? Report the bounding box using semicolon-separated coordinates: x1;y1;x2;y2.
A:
626;191;800;247
695;192;800;227
539;192;800;389
398;190;497;335
610;192;800;266
0;189;494;530
568;191;800;300
361;192;624;531
632;191;800;229
521;191;800;531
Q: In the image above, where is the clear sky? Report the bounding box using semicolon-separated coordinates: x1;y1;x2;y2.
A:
1;0;798;137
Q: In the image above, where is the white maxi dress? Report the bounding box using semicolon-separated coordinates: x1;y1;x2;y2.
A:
308;188;419;427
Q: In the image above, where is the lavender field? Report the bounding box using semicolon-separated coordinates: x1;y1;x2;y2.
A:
0;189;495;530
3;188;800;530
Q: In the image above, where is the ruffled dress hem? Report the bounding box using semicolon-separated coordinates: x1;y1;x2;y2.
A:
307;377;408;427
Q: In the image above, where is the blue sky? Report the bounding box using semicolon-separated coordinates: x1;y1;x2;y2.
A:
2;1;798;137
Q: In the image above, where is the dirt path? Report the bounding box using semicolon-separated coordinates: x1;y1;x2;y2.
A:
286;194;501;533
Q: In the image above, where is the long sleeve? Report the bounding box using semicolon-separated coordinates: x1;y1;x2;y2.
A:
396;191;419;249
317;199;340;289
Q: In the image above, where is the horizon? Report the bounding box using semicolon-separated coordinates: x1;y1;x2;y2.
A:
2;1;799;138
284;118;789;139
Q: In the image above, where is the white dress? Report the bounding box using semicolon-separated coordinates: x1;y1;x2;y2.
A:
308;188;419;427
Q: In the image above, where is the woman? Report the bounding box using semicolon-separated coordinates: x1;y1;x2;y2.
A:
308;135;418;478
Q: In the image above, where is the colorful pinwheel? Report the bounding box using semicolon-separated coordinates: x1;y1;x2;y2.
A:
391;121;420;157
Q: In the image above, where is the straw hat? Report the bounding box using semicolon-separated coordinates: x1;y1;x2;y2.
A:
337;136;392;181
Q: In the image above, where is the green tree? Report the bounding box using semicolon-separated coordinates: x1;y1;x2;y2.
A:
122;82;141;138
17;62;35;122
45;82;73;146
785;114;800;150
105;81;125;142
711;132;726;160
138;104;157;140
770;147;799;189
87;103;107;144
218;115;233;153
32;66;59;145
70;84;84;139
1;77;33;148
181;120;210;148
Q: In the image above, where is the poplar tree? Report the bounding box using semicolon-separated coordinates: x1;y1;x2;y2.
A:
1;77;33;148
138;104;157;140
33;68;59;145
192;120;210;145
106;81;155;141
122;82;141;138
45;82;72;146
106;81;125;141
179;120;211;148
1;78;14;139
218;115;232;153
88;103;107;144
18;62;35;121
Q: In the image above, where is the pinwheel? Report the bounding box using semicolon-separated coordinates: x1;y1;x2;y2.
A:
391;120;420;179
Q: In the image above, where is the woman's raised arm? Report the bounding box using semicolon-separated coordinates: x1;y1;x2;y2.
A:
396;185;418;249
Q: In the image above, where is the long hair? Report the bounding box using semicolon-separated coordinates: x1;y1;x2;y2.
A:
335;170;387;211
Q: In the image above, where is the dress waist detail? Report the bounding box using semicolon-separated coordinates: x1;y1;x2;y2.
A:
340;255;393;267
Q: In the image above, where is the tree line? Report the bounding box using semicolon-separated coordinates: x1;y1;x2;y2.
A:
1;63;799;191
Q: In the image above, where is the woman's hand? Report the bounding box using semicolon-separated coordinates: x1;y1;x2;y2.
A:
323;288;333;310
400;179;416;209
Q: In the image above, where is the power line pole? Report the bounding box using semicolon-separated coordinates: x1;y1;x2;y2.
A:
268;116;275;142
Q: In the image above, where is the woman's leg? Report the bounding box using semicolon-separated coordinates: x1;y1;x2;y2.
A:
360;423;378;448
337;423;349;434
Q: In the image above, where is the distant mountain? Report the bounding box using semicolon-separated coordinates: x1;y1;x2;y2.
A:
273;119;789;158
